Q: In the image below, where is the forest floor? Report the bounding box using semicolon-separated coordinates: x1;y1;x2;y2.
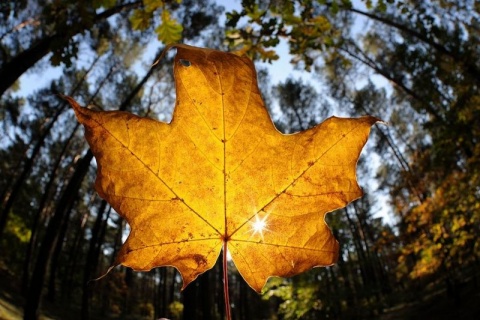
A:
1;264;480;319
379;277;480;320
0;265;57;320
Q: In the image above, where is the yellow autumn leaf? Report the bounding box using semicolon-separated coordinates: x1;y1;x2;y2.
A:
65;44;378;292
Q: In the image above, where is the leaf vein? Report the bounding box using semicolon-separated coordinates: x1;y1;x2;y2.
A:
91;116;222;236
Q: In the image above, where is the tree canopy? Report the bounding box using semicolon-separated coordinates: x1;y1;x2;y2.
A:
0;0;479;319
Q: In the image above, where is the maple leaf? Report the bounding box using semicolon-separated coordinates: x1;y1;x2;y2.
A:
65;44;378;292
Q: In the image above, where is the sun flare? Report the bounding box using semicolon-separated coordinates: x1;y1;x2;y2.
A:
250;213;270;241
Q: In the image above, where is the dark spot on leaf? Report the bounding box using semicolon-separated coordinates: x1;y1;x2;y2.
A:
179;59;191;67
192;254;207;267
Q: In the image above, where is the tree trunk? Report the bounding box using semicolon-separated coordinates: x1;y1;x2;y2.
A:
81;200;108;320
46;195;76;302
345;5;480;83
328;266;342;319
340;44;445;122
155;268;169;318
182;281;198;320
110;216;124;266
21;124;80;295
60;208;89;298
0;35;55;97
200;269;213;319
0;51;101;238
123;267;134;317
23;150;93;320
344;208;369;286
0;1;141;98
22;44;167;319
0;102;68;238
20;50;110;296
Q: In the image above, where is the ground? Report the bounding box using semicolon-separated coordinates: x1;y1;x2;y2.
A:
1;265;479;319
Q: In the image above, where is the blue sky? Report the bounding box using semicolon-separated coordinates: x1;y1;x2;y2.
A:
9;0;393;224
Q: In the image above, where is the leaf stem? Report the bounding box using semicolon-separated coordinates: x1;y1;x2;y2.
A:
223;241;232;320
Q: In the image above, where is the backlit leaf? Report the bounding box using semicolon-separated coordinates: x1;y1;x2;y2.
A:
66;44;378;292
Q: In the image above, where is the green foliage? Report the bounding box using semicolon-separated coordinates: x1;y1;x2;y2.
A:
156;10;183;44
263;278;320;319
168;301;184;319
225;0;351;69
362;0;393;10
225;0;400;67
144;0;165;13
128;1;183;44
93;0;117;9
130;9;154;31
6;213;31;244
